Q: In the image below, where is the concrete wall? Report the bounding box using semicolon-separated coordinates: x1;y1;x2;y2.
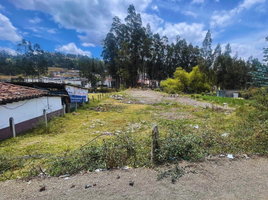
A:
0;96;63;140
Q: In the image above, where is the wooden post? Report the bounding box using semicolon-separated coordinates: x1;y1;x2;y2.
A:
43;109;47;126
98;95;99;102
212;101;214;111
151;125;160;164
9;117;16;137
75;101;77;112
82;98;85;108
92;96;94;103
62;104;66;116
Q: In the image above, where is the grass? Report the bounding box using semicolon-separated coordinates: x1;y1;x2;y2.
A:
0;90;266;181
190;94;249;107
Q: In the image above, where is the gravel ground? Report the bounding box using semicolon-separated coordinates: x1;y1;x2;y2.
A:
127;89;234;111
1;156;268;200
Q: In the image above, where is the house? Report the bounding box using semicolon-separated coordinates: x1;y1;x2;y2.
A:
11;82;88;112
0;82;64;140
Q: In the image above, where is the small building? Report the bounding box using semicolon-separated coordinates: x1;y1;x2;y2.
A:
0;82;64;140
217;90;240;98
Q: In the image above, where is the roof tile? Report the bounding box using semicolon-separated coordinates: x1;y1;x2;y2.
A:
0;82;48;105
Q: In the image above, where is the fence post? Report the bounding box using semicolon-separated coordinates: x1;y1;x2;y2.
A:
9;117;16;137
66;101;70;113
75;101;77;112
92;96;95;103
151;124;160;164
43;109;47;126
82;98;85;108
62;104;66;116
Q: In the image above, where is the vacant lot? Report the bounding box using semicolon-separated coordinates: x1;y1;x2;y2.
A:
1;89;268;199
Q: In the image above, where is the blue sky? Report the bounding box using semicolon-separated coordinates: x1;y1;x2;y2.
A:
0;0;267;61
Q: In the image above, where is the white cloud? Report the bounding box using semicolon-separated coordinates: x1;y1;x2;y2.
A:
29;16;42;24
191;0;204;4
0;13;21;42
237;0;266;12
210;0;266;28
0;46;17;55
182;11;197;18
151;5;159;12
215;0;220;2
255;5;266;13
141;13;164;33
25;26;57;34
210;10;232;28
223;31;268;61
81;43;95;47
230;39;264;61
47;28;57;34
157;22;207;44
55;42;92;56
9;0;152;46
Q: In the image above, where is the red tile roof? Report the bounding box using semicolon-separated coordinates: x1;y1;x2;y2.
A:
0;82;49;105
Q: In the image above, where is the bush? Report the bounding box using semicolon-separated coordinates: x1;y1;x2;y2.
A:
154;88;162;92
161;78;184;94
201;92;205;96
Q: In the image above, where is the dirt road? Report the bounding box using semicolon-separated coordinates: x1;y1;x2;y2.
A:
1;156;268;200
126;89;233;110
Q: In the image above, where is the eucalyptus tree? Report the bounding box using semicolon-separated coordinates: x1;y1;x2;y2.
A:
17;39;48;80
224;43;232;57
264;36;268;64
124;4;144;87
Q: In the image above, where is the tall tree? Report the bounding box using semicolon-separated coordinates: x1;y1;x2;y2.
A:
224;43;232;57
263;36;268;64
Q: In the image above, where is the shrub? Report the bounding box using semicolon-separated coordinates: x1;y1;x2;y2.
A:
154;88;162;92
201;92;205;96
161;78;184;94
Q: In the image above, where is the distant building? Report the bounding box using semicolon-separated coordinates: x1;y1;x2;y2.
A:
217;90;240;98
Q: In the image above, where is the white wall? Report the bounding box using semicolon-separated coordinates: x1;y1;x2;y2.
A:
0;96;62;130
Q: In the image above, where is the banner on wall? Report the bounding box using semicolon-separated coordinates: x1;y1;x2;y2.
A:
65;85;88;103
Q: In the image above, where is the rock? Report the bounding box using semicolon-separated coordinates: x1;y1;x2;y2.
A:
117;175;120;179
122;166;130;170
129;181;134;186
93;183;97;186
71;185;75;188
85;185;91;189
39;185;46;192
242;154;250;159
219;154;225;158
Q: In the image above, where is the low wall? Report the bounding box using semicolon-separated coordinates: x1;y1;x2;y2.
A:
0;109;63;141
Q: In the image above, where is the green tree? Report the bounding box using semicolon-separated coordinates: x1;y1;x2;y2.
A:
224;43;232;57
173;67;189;90
264;36;268;63
189;66;210;93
